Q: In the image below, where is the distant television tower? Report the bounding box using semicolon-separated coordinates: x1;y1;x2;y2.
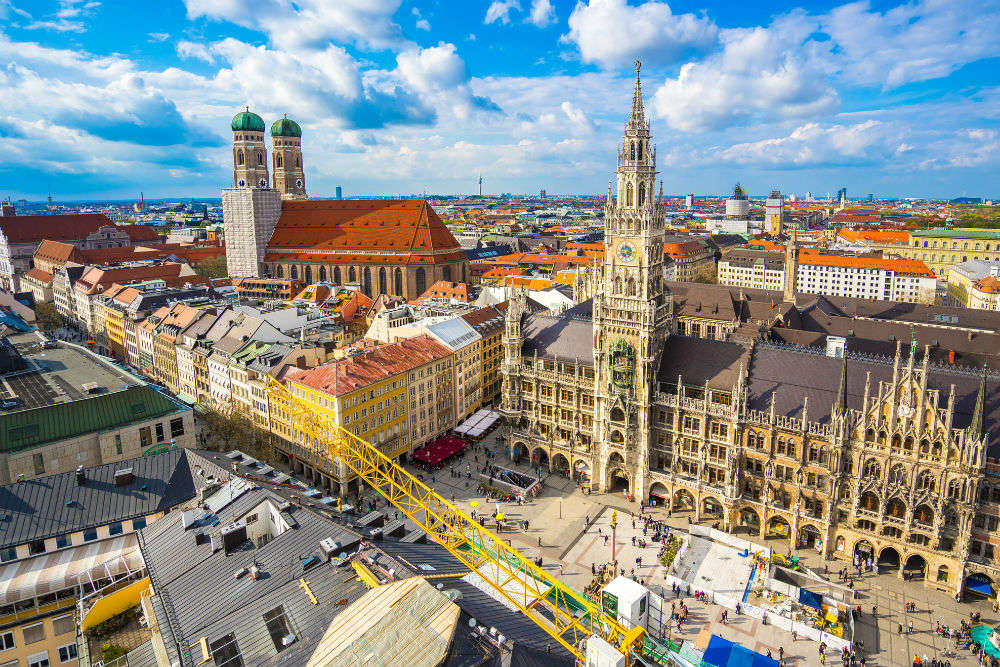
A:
478;173;483;197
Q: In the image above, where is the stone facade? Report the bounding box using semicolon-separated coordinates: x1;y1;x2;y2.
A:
500;65;999;597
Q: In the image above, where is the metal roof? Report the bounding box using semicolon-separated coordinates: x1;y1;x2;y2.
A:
0;448;201;549
0;384;186;453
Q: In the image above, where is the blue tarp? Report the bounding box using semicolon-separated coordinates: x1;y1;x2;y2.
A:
967;574;994;596
798;588;823;610
702;635;779;667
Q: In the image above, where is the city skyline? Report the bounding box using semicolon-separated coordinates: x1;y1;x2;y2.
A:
0;0;998;200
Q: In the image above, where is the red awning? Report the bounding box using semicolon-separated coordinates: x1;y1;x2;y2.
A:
412;436;466;465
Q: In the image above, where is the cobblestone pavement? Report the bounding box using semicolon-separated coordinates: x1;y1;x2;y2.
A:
403;432;997;667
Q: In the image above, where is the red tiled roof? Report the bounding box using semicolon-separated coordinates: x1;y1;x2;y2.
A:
34;240;83;265
118;225;160;242
74;263;206;294
799;254;934;277
415;280;471;303
288;335;452;396
0;214;111;244
23;268;54;284
265;199;462;264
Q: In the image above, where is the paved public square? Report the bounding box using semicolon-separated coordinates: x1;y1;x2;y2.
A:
251;425;998;667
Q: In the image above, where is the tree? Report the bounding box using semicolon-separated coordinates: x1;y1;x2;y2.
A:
193;255;228;278
691;263;717;284
34;301;61;331
199;406;280;466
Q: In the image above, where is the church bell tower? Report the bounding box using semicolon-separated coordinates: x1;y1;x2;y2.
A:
592;61;673;495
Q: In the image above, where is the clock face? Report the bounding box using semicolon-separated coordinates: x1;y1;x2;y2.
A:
619;244;634;260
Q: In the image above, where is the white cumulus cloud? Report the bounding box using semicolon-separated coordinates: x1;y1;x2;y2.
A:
527;0;556;27
564;0;717;68
485;0;521;25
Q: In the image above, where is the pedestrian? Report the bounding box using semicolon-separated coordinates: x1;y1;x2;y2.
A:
873;605;877;618
908;620;913;634
898;623;903;635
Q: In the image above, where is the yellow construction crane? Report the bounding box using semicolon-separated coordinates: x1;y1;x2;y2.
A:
267;378;646;664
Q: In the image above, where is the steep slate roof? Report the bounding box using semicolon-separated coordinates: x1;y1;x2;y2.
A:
0;385;185;452
746;345;1000;452
521;298;594;366
0;449;200;549
264;199;465;265
657;337;749;390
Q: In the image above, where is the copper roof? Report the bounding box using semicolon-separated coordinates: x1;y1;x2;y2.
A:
265;199;462;264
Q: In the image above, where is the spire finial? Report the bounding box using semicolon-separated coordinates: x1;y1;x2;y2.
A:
630;59;645;124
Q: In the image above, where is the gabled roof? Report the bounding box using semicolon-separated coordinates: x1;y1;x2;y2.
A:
0;213;111;244
265;199;464;264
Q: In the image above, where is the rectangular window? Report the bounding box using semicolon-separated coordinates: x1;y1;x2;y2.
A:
139;426;151;449
27;652;49;667
52;615;74;637
263;606;294;651
210;633;242;667
57;644;77;663
0;631;12;650
23;623;45;644
109;522;123;536
155;422;165;442
169;417;184;438
33;453;45;476
28;540;45;556
115;433;122;456
0;548;14;563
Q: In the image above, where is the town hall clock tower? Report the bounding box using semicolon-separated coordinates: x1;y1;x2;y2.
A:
592;61;673;495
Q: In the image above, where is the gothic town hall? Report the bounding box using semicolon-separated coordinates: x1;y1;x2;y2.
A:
499;64;1000;598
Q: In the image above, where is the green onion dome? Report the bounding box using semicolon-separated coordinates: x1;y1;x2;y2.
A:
231;108;265;133
270;115;302;138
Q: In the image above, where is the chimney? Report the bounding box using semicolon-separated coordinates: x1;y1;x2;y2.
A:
75;466;86;486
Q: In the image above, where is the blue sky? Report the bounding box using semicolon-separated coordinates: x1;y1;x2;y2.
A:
0;0;998;200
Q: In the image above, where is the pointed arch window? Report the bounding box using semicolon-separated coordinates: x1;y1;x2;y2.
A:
394;267;403;295
415;267;427;295
638;183;645;207
625;183;633;207
348;267;356;283
630;142;635;160
319;266;327;282
304;265;312;283
276;155;283;168
257;152;264;165
637;141;643;161
378;267;387;294
237;150;244;166
334;266;342;284
290;265;298;279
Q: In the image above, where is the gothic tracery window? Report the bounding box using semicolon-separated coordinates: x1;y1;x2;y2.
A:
637;141;643;161
630;142;635;160
625;183;633;207
638;183;645;207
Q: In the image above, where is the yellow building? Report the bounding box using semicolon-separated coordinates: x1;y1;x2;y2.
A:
461;303;508;406
945;259;1000;307
273;336;455;496
905;228;1000;277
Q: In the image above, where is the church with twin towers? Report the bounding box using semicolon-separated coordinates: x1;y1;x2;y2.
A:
500;62;996;598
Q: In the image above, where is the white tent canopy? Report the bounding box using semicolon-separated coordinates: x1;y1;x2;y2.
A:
454;409;500;437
